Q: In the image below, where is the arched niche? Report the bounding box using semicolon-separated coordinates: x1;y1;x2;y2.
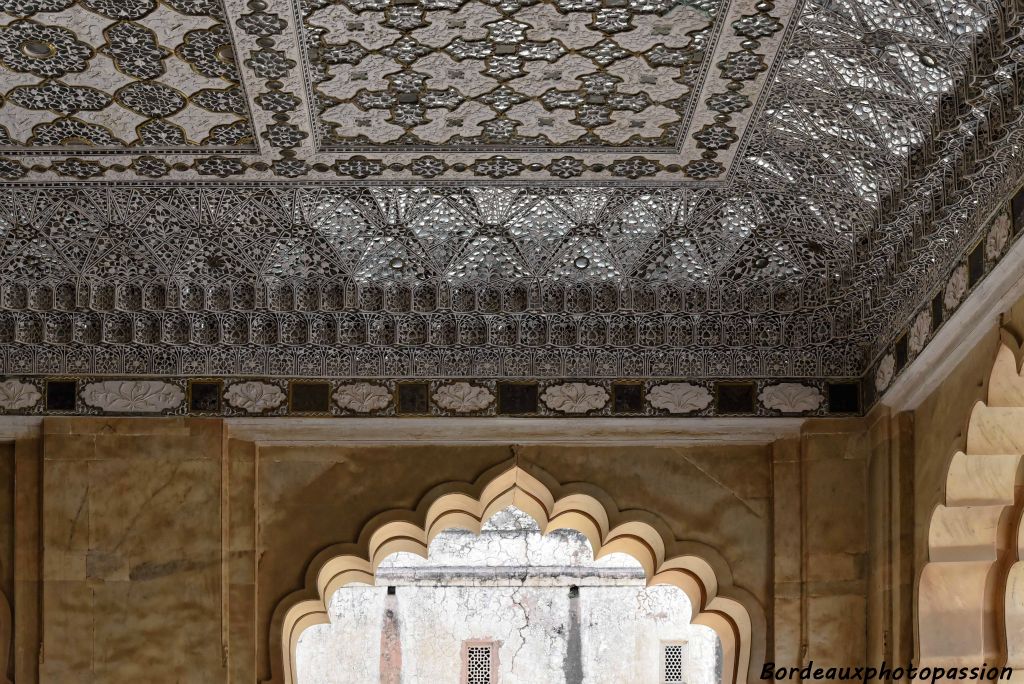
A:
268;464;764;684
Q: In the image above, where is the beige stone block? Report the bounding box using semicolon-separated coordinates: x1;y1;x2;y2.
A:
967;406;1024;455
1006;562;1024;667
801;430;867;463
804;457;867;557
945;451;1020;506
805;593;865;666
928;504;1003;562
986;341;1024;408
93;434;215;462
41;433;97;461
806;552;864;583
44;416;192;438
229;549;256;586
41;580;94;679
42;549;86;582
772;596;802;669
91;572;223;683
772;459;801;584
229;583;256;683
85;551;129;582
228;444;256;554
919;560;1000;665
772;437;800;463
86;458;221;566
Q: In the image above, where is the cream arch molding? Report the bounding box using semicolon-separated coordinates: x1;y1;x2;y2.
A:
919;331;1024;669
271;464;762;684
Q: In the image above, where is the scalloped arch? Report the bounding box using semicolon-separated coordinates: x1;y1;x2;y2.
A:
919;330;1024;667
272;464;762;684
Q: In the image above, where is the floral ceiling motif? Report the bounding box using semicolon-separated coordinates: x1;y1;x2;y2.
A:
0;0;256;153
0;0;1020;416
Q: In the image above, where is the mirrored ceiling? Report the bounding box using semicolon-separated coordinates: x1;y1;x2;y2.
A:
0;0;1021;417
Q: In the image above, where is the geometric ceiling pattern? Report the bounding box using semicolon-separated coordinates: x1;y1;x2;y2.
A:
0;0;255;151
0;0;1022;415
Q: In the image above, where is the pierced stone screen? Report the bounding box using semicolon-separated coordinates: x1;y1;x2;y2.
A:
664;643;685;683
466;644;493;684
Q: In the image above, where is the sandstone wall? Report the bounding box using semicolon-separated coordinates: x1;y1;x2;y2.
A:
0;416;879;683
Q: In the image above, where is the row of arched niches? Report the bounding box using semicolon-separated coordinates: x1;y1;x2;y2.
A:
0;278;854;316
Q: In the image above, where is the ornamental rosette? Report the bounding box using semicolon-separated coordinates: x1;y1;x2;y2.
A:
0;20;93;77
333;382;390;412
81;380;184;412
986;212;1011;263
908;310;932;356
433;382;494;413
225;381;285;413
874;354;896;392
943;265;968;311
646;383;712;414
758;383;823;413
0;379;41;410
541;382;608;413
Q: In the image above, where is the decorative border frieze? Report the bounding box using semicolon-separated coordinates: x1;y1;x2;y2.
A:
0;375;860;417
864;189;1024;409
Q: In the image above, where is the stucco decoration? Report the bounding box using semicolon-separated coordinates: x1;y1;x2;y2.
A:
986;212;1011;263
757;383;823;413
225;381;285;413
81;380;184;412
647;383;713;414
0;3;255;153
432;382;494;413
333;382;391;412
908;310;933;356
874;354;896;393
0;379;41;410
540;382;609;414
0;0;1020;414
944;265;969;311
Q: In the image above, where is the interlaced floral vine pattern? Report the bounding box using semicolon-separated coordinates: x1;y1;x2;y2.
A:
0;0;1021;416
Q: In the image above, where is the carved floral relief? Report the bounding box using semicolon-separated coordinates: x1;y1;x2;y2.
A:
433;382;494;413
81;380;184;412
646;383;713;414
874;354;896;392
541;382;608;414
0;379;41;410
908;310;932;356
758;383;823;413
333;382;391;412
943;265;968;311
225;381;285;413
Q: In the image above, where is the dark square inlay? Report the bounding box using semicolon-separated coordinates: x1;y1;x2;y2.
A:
45;380;76;411
827;382;861;414
290;382;331;413
189;381;221;412
397;383;430;414
895;334;908;371
612;383;643;413
968;242;984;286
497;383;538;414
1012;188;1024;234
716;382;755;414
931;293;943;326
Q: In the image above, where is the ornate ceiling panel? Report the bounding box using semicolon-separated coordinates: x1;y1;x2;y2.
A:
0;0;1021;417
0;0;256;153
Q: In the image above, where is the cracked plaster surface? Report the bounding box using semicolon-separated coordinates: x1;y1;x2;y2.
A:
297;506;722;683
